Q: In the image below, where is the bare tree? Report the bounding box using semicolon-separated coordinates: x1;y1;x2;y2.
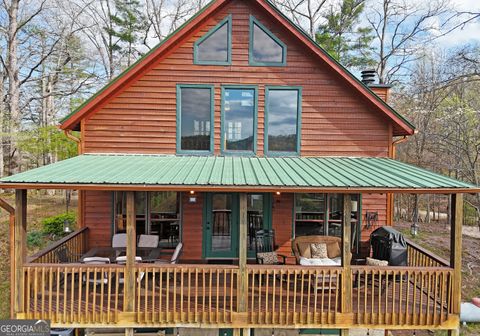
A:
366;0;451;84
271;0;330;38
143;0;210;49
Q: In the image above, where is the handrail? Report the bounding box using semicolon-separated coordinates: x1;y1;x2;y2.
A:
351;265;451;271
27;227;88;263
406;238;450;267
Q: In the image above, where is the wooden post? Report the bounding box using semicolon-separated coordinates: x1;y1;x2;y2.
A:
124;191;136;311
238;193;248;313
342;194;352;319
0;198;16;318
449;193;463;336
14;189;27;316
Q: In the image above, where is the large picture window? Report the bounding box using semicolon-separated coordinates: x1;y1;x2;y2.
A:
114;191;180;248
221;86;257;154
176;85;214;154
295;193;360;239
194;15;231;65
265;87;301;154
249;16;286;66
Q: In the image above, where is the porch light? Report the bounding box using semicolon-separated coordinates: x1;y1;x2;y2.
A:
63;218;73;233
410;223;418;236
351;200;358;212
275;191;281;196
189;190;195;195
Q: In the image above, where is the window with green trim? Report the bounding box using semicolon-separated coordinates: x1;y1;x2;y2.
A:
265;87;301;154
194;15;231;65
221;86;257;154
176;85;214;153
249;16;286;66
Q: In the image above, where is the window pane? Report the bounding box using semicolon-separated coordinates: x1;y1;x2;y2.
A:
252;23;283;63
114;192;180;249
267;89;299;152
180;87;212;151
197;22;229;62
247;194;264;251
150;192;180;248
295;193;326;236
223;88;255;151
212;193;232;252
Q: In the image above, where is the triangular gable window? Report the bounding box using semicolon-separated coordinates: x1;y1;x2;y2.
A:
249;16;287;66
194;15;232;65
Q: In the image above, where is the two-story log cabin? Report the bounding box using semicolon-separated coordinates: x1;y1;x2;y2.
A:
1;0;479;335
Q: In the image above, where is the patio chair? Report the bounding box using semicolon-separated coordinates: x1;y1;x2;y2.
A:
82;257;111;285
138;234;159;248
115;256;145;283
112;233;127;248
155;242;183;265
254;229;286;265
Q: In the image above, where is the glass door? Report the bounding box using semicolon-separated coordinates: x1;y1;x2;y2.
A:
203;193;271;259
204;193;238;258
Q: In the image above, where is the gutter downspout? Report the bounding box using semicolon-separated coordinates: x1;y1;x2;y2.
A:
391;135;409;159
388;134;410;225
0;198;15;318
63;129;85;228
64;129;81;154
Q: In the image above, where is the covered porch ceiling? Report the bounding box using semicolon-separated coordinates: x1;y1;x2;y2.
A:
0;154;478;193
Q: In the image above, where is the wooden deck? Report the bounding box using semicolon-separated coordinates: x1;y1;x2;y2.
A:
20;263;456;329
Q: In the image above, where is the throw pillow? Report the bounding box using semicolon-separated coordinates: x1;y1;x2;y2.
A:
366;257;388;266
257;252;278;265
297;242;312;258
310;243;328;259
327;242;341;258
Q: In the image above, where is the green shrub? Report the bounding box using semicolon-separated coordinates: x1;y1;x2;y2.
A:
41;212;76;238
27;231;45;248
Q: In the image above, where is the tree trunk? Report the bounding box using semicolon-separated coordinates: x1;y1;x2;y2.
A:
5;0;21;176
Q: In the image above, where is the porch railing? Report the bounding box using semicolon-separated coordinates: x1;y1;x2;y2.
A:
20;262;456;328
352;266;454;327
134;264;238;325
22;263;123;324
28;227;89;263
247;265;342;326
406;239;450;268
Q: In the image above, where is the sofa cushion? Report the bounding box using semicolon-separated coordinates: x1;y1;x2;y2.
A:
299;257;340;266
327;241;341;258
297;242;312;258
311;243;328;258
257;252;279;265
366;257;388;266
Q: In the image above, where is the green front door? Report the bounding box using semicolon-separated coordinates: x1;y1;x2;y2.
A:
203;193;272;259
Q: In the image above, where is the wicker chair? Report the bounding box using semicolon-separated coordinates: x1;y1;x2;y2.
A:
291;235;342;264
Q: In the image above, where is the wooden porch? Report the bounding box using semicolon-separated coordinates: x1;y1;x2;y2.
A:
7;191;464;335
18;225;458;330
20;262;457;329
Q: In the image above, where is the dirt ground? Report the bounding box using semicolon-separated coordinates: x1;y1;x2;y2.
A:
0;191;77;319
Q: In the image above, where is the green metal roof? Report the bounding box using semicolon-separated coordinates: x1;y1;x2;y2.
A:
0;155;477;192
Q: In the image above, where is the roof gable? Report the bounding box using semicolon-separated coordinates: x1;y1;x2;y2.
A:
60;0;415;136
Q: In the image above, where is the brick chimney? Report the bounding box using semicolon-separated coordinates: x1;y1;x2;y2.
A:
361;69;391;102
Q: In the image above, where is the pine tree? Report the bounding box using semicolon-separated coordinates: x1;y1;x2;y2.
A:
316;0;374;69
106;0;148;67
